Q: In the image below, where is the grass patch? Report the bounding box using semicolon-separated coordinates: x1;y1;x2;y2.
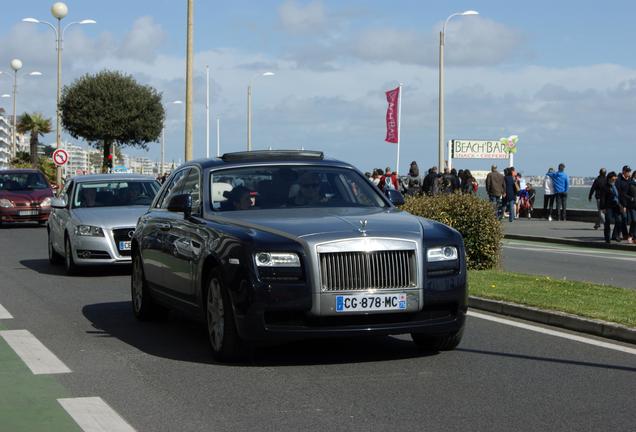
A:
468;270;636;328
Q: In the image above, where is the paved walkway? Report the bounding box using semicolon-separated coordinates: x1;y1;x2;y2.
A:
503;218;636;250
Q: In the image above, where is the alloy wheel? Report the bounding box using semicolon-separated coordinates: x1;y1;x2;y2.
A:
207;278;225;352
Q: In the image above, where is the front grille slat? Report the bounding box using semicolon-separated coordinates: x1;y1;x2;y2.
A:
320;250;416;291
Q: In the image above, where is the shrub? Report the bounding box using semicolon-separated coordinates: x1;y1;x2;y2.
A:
400;194;503;270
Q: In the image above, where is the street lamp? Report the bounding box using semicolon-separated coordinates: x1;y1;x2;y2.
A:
22;2;96;187
438;10;479;171
161;100;183;175
6;60;43;158
247;71;275;151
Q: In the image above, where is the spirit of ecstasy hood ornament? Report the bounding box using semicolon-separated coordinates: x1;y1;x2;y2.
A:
358;219;368;235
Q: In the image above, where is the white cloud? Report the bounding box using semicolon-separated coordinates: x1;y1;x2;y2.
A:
279;0;327;35
117;16;166;61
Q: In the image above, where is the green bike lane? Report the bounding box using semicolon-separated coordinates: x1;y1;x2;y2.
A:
0;322;82;432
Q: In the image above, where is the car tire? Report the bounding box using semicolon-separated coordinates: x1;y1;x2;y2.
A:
48;231;63;265
205;270;250;362
131;250;163;320
411;326;464;352
64;236;77;275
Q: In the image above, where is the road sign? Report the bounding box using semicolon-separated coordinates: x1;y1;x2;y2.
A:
52;149;69;167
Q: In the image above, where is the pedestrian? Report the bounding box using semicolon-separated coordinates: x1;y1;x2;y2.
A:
627;171;636;242
549;163;569;221
422;167;437;196
461;169;477;195
588;168;607;230
543;168;555;221
408;161;419;178
449;168;460;193
503;167;517;222
602;172;624;243
515;172;527;218
485;164;505;219
379;167;398;192
371;169;382;187
616;165;633;242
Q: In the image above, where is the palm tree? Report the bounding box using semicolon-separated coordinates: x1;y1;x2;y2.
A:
16;112;52;167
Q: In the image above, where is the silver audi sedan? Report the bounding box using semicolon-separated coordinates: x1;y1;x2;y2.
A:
47;174;160;274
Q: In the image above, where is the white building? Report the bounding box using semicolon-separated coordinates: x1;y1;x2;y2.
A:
123;154;156;176
62;143;90;178
0;114;11;169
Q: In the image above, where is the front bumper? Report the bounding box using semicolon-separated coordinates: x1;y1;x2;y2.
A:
232;276;467;343
70;227;133;266
0;207;50;223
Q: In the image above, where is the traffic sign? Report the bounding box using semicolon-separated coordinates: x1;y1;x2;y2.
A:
52;149;69;166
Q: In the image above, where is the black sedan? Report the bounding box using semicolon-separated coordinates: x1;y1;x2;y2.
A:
132;150;466;361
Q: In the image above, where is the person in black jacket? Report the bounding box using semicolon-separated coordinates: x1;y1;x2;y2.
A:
627;171;636;241
503;167;517;222
588;168;607;229
602;172;624;243
616;165;633;242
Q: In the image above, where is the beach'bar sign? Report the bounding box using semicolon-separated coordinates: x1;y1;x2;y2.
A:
448;138;516;169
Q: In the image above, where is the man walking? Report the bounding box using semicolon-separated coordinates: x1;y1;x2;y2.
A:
550;163;569;221
543;168;555;220
588;168;607;229
616;165;633;242
504;167;517;222
485;164;505;219
603;172;624;243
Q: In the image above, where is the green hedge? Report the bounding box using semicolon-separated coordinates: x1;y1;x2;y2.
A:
401;194;503;270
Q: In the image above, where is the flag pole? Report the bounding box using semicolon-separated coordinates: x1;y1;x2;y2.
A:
396;83;403;175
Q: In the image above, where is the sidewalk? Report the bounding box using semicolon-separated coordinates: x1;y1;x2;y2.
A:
503;218;636;251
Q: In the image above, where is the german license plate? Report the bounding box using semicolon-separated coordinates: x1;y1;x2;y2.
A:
18;210;38;216
335;293;407;313
118;241;132;251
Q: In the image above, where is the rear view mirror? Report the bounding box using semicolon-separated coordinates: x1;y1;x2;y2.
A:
385;189;405;206
51;197;67;209
167;194;192;218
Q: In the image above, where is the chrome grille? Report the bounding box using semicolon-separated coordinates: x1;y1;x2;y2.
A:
319;250;416;291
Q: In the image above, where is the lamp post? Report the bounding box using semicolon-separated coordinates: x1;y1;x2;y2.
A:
161;100;183;175
247;71;274;151
184;0;194;162
22;2;96;187
7;60;43;158
438;10;479;171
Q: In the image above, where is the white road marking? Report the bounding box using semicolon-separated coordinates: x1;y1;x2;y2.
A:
468;311;636;356
0;329;71;374
58;397;136;432
0;303;13;319
504;244;636;262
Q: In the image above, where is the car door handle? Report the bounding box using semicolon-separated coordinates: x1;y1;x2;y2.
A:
157;222;172;231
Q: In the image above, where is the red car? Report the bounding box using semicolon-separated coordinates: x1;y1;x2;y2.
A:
0;169;54;226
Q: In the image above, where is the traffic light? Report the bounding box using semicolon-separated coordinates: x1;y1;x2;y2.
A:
107;153;113;169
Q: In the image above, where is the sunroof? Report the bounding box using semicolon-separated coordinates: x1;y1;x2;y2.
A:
220;150;324;162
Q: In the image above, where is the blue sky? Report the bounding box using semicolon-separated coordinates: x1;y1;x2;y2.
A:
1;0;636;176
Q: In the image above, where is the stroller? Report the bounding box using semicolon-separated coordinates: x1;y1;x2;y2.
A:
518;186;536;219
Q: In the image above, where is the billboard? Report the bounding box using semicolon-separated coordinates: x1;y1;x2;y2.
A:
451;140;508;159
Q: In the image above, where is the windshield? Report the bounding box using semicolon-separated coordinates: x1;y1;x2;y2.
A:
0;172;50;191
210;166;387;211
73;180;159;208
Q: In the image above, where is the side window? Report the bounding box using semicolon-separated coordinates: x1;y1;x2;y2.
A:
179;168;201;214
62;181;74;203
160;169;190;209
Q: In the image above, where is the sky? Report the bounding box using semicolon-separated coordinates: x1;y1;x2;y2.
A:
1;0;636;176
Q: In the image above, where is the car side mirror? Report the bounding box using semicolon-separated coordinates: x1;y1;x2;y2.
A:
167;193;192;218
51;197;67;209
385;189;405;206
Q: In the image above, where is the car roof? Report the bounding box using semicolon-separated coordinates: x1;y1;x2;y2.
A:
71;174;157;183
181;150;357;171
0;168;44;174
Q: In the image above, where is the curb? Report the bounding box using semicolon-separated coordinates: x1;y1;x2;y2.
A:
468;296;636;345
504;233;636;252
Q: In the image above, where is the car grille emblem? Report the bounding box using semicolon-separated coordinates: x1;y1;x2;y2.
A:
128;230;135;239
358;219;368;235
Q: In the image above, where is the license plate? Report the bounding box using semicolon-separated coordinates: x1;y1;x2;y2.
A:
18;210;38;216
118;241;132;251
335;293;407;313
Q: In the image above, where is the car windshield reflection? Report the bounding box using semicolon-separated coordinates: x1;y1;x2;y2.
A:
73;181;159;208
210;166;388;211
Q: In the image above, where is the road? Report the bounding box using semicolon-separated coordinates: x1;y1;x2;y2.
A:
0;225;634;431
502;239;636;289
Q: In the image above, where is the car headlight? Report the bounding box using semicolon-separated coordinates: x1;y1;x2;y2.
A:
254;252;301;267
427;246;458;262
75;225;105;237
40;197;51;207
0;198;14;208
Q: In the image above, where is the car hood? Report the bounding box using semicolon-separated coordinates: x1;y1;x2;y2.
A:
0;189;53;203
223;207;426;239
71;206;148;229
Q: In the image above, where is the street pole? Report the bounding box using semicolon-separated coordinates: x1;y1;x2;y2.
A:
206;65;210;159
438;30;445;172
216;117;220;157
184;0;194;161
10;59;22;159
247;84;252;151
160;126;165;175
55;16;62;187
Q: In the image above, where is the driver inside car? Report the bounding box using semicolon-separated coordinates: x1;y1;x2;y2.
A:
290;172;328;206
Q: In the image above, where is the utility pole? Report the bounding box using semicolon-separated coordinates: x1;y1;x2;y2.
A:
184;0;194;161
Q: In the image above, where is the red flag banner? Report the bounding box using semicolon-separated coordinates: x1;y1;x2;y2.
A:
385;86;400;143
